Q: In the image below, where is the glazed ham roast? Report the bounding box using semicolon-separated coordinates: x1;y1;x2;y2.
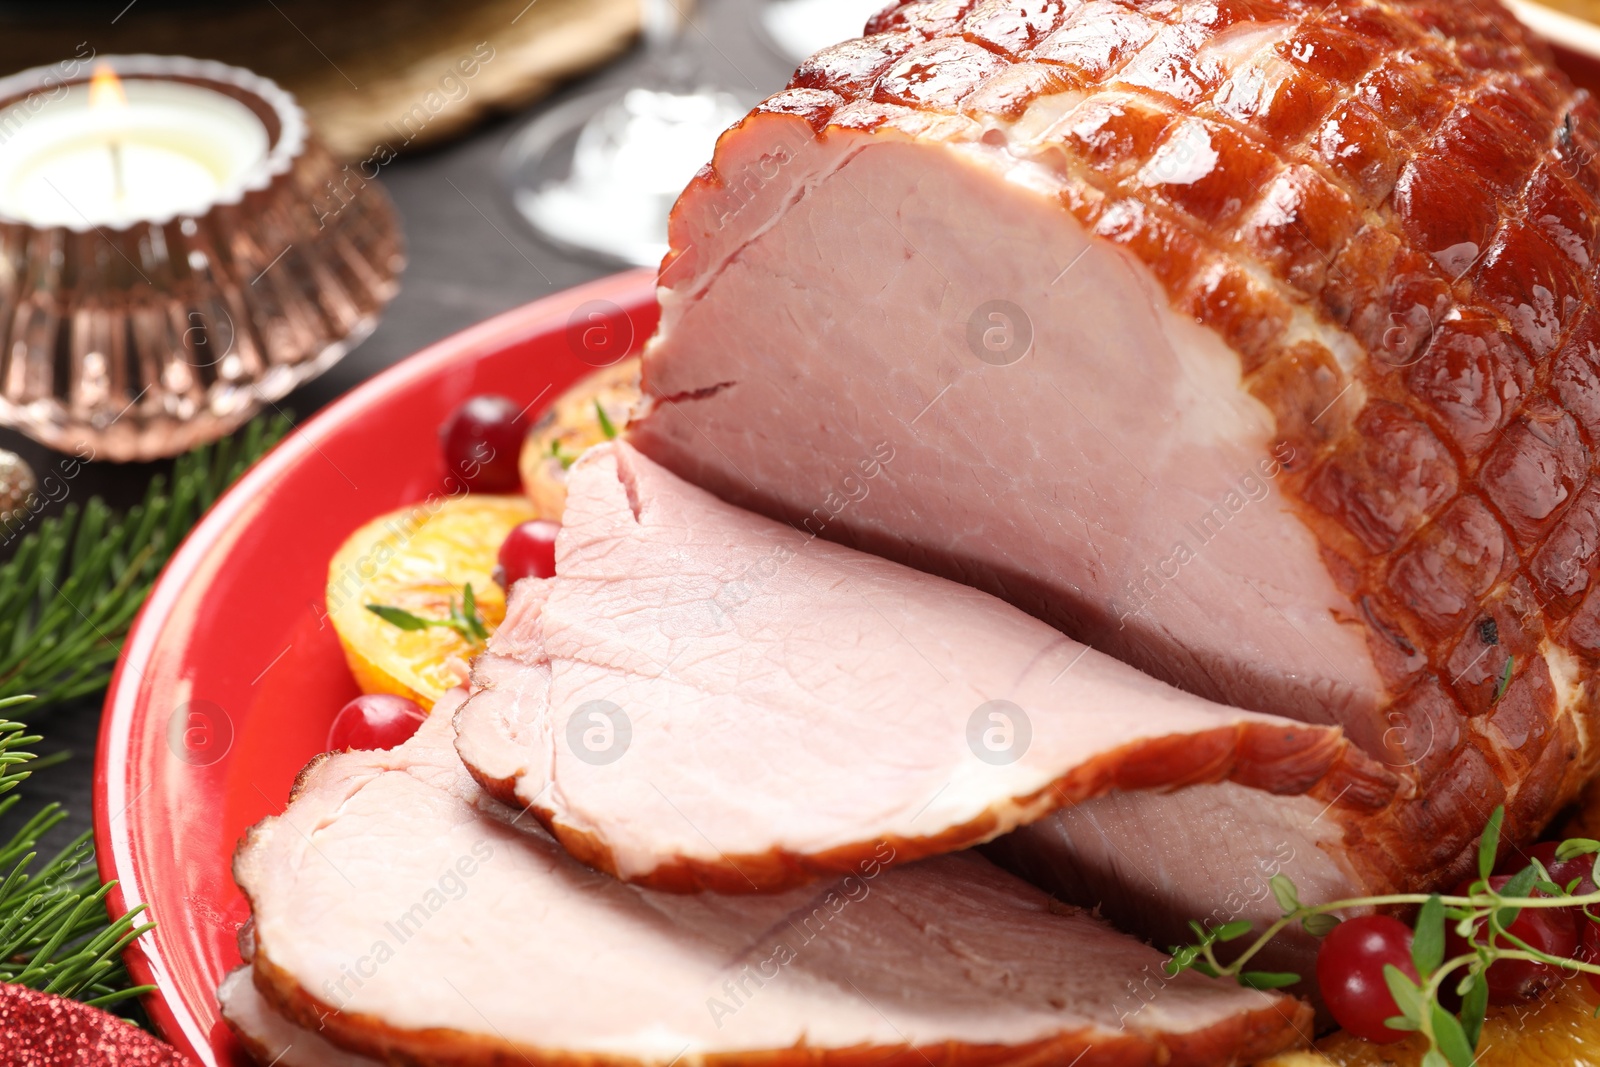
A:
629;0;1600;897
223;0;1600;1060
229;696;1314;1066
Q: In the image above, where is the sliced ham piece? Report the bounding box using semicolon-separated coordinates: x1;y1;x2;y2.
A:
232;693;1314;1067
452;438;1405;956
627;0;1600;880
220;968;376;1067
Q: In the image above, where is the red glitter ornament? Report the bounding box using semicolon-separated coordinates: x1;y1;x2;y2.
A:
0;983;193;1066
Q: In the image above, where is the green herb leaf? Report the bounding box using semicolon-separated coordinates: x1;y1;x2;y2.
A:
1303;912;1341;937
1269;873;1300;915
1383;964;1424;1025
460;583;488;641
1215;920;1253;942
1431;1003;1475;1067
1492;655;1514;704
1238;970;1300;990
1421;1050;1450;1067
1413;894;1445;977
1557;838;1600;861
594;399;618;440
1385;1014;1422;1033
369;583;489;646
365;604;434;631
1192;959;1220;978
1479;806;1505;880
1496;864;1539;931
548;437;577;470
1460;972;1488;1049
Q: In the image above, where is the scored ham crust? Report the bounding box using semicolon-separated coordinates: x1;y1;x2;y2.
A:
629;0;1600;889
231;695;1316;1067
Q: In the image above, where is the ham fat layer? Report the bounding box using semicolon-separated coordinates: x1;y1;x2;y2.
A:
231;695;1314;1067
452;440;1404;927
630;0;1600;879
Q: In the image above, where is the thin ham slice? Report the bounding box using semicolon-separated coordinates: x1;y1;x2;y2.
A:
231;693;1314;1066
628;0;1600;885
452;440;1402;938
220;968;376;1067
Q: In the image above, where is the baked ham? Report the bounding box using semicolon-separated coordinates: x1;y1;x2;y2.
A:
231;693;1314;1066
220;968;375;1067
628;0;1600;889
455;439;1402;925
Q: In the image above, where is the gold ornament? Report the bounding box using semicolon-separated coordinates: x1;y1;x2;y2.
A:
0;449;37;531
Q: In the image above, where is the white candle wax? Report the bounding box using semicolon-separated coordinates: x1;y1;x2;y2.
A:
0;76;270;229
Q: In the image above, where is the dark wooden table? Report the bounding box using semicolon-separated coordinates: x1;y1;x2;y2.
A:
0;0;796;854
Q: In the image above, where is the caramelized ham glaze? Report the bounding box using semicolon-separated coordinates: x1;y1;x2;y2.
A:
630;0;1600;891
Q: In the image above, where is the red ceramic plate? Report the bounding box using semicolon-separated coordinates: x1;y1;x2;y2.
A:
94;269;657;1066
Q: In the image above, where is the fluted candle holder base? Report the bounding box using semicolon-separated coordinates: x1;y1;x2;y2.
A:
0;55;404;461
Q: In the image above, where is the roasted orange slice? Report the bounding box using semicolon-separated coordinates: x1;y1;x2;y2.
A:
326;494;535;709
520;357;640;519
1260;976;1600;1066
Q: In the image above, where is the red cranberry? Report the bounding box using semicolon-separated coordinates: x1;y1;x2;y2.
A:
440;395;526;492
1500;841;1598;894
328;694;426;752
498;520;559;585
1582;914;1600;996
1445;874;1579;1004
1316;915;1417;1044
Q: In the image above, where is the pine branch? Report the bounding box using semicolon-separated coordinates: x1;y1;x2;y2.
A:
0;414;292;711
0;695;154;1008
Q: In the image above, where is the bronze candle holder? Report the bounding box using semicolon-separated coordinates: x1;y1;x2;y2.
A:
0;55;405;461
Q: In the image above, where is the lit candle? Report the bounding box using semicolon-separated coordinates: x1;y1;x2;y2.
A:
0;64;269;229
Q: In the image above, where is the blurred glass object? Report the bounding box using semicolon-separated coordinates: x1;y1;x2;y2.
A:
502;0;752;268
756;0;885;63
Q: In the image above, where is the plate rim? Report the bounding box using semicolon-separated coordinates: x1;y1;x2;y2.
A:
93;267;656;1064
1507;0;1600;60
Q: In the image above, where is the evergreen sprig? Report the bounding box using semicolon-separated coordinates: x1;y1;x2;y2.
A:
0;694;154;1007
0;414;292;710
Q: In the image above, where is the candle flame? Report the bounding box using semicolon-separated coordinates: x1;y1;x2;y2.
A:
88;64;128;111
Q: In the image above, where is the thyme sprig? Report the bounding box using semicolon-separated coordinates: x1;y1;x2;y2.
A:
1167;806;1600;1067
366;583;489;645
547;437;578;470
594;399;618;440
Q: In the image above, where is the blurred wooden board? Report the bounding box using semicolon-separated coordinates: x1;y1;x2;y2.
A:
0;0;641;160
